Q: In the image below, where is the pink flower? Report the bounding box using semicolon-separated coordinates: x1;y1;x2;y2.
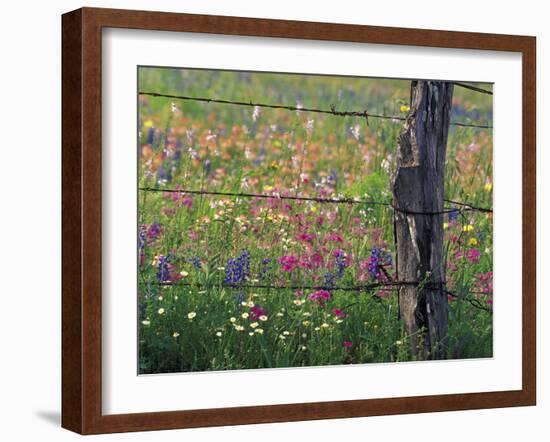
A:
332;308;346;318
310;252;324;268
466;248;481;263
250;305;267;321
308;289;331;307
343;341;353;348
298;257;313;269
297;232;316;242
375;290;391;299
278;255;298;272
326;232;344;243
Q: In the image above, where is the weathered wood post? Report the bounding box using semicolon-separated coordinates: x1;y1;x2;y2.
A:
392;80;453;359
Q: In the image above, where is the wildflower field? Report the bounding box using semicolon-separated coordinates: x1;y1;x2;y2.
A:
137;67;493;374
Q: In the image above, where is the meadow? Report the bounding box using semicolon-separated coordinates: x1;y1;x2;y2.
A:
137;67;493;374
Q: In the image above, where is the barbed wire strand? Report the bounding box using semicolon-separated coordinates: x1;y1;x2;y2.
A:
139;187;493;215
139;91;493;130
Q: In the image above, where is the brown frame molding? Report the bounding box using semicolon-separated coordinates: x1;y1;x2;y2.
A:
62;7;536;434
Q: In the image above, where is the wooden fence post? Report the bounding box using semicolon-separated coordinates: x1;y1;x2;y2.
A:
392;80;454;359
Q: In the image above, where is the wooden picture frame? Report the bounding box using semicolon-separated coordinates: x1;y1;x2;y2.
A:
62;7;536;434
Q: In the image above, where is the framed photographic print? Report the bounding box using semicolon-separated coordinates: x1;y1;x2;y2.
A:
62;7;536;434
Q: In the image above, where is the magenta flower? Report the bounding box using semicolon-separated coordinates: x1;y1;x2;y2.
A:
308;289;331;307
310;252;324;268
250;305;267;321
297;232;315;242
466;248;481;263
343;341;353;348
332;308;346;318
326;232;344;243
279;255;298;272
298;257;313;270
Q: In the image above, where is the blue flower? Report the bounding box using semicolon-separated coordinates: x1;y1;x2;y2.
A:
146;127;155;145
188;256;202;270
258;258;271;280
324;272;336;288
334;250;347;279
367;247;383;280
224;250;251;286
448;209;459;222
156;255;170;283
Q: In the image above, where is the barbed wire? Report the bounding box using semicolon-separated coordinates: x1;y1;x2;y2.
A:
138;280;492;312
139;90;493;129
139;186;493;215
453;82;493;95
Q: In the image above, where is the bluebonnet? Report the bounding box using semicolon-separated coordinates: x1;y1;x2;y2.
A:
328;169;338;186
188;256;202;270
235;291;245;304
204;159;211;176
156;255;170;283
157;164;172;183
138;225;147;251
448;209;459;222
324;272;336;288
334;250;347;279
224;250;251;286
147;126;155;145
367;247;383;280
258;258;271;280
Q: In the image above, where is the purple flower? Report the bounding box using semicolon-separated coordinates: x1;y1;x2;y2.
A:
343;341;353;348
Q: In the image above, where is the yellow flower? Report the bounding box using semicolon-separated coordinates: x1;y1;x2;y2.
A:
143;120;154;128
293;299;305;306
463;224;475;232
484;183;493;192
216;331;222;337
250;322;259;329
469;238;478;246
263;185;274;192
400;105;410;113
157;308;165;315
283;331;290;336
302;320;311;326
172;332;180;338
443;222;449;230
241;312;249;319
396;340;403;345
321;323;330;329
187;311;197;319
310;206;317;213
180;270;189;277
254;328;264;334
229;317;237;323
142;320;151;326
234;325;245;332
259;315;268;321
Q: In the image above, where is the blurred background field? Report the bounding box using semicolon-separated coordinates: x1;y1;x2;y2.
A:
137;67;493;374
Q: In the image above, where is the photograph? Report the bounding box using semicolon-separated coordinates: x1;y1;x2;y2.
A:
136;67;494;374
